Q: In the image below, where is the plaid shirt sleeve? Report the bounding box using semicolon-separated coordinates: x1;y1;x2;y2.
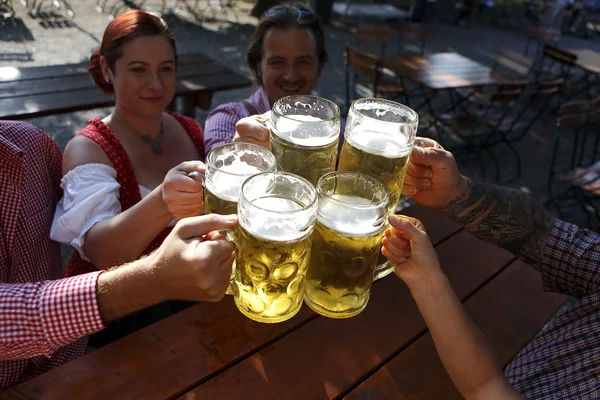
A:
203;102;248;155
540;219;600;298
0;271;106;360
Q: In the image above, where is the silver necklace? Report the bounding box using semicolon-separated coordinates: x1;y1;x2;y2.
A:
113;111;165;155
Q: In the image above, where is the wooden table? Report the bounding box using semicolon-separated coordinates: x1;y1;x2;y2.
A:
1;204;566;400
384;52;499;91
568;48;600;75
0;52;252;120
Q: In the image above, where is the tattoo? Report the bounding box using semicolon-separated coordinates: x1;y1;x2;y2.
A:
442;178;555;266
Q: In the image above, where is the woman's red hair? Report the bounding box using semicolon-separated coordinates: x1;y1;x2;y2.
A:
89;10;177;94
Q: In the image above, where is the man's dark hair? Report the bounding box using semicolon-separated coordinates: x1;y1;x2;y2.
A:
246;2;328;85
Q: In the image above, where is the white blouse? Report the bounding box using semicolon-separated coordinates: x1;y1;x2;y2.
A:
50;163;157;261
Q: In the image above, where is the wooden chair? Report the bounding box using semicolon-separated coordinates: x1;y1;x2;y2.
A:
545;97;600;227
344;43;406;113
524;26;561;62
486;79;563;182
434;82;526;180
355;23;391;60
539;45;577;79
397;22;427;55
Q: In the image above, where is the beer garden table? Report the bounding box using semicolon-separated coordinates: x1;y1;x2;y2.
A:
0;52;252;120
383;52;502;115
1;204;567;400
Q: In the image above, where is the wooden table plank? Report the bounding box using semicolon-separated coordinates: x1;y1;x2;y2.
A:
178;231;515;400
344;260;566;400
384;52;498;90
568;49;600;75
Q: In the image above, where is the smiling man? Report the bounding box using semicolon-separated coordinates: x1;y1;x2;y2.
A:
203;2;328;154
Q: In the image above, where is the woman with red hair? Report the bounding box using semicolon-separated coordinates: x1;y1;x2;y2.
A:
50;10;206;343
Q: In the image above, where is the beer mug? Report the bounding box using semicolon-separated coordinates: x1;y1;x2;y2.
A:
270;95;341;186
204;142;277;215
304;172;389;319
338;98;418;214
230;171;317;323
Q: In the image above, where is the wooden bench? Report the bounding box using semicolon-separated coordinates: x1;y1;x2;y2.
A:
0;52;252;120
1;204;566;399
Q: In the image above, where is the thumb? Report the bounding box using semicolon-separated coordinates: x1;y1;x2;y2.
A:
174;214;238;240
235;112;271;141
388;215;428;244
177;160;206;174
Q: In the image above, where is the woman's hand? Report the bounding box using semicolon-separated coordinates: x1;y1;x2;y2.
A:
162;161;205;221
382;215;443;289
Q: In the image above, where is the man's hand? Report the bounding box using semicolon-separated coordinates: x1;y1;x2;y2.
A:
97;214;237;323
162;161;205;221
233;111;271;149
150;214;237;302
402;138;468;209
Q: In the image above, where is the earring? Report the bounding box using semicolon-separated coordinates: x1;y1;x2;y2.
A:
105;77;111;84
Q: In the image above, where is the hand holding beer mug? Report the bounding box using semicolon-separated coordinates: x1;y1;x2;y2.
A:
204;142;277;215
230;172;317;323
270;95;341;186
304;172;389;318
337;98;418;213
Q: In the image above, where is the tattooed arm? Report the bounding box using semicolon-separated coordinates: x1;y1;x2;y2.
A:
404;138;555;267
442;177;555;266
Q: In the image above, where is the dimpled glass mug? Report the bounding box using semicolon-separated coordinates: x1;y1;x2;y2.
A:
337;98;418;280
269;95;341;186
303;171;389;319
229;171;317;323
204;142;277;215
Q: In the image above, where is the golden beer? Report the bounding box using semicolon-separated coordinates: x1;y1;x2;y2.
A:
233;196;313;323
204;143;276;215
270;95;341;187
338;129;411;213
304;194;385;318
205;166;262;215
270;120;339;186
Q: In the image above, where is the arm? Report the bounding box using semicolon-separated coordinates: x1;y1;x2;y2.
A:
443;177;555;267
382;216;521;399
203;103;248;154
1;214;236;360
405;139;555;267
410;275;520;400
0;274;105;360
61;137;204;269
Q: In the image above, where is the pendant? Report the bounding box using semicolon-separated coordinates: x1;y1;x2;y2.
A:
152;142;163;155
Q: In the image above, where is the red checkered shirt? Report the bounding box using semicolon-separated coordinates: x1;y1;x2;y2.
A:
0;121;105;389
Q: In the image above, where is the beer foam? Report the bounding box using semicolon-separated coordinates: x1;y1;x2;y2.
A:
346;129;412;158
206;160;264;202
241;196;311;242
272;114;339;147
317;194;383;236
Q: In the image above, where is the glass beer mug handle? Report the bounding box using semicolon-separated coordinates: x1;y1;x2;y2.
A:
373;259;395;281
222;229;237;296
187;171;205;185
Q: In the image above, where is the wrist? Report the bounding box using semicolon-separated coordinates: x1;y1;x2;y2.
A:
405;269;449;297
155;184;174;221
440;175;470;211
96;254;167;322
